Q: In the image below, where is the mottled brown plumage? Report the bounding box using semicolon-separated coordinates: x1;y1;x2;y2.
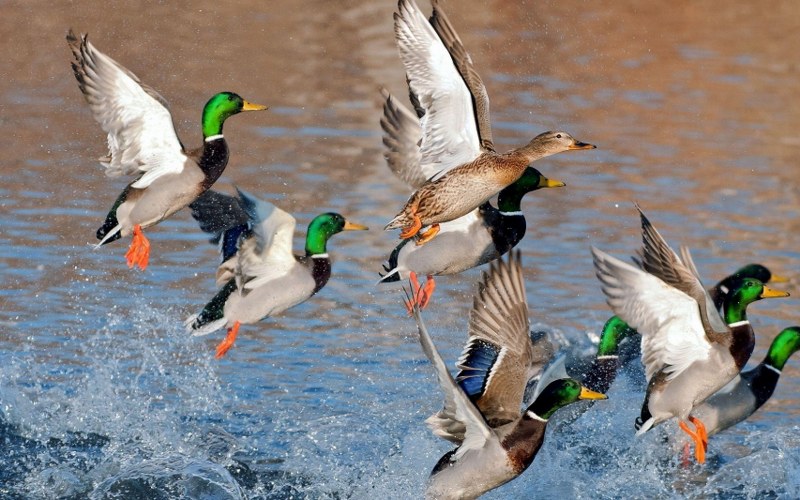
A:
385;133;594;240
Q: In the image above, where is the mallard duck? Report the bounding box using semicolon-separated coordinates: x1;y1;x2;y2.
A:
533;316;638;401
407;251;606;498
592;208;789;463
534;266;785;402
384;0;594;245
378;89;565;310
185;189;367;358
690;326;800;437
67;30;267;270
710;264;788;311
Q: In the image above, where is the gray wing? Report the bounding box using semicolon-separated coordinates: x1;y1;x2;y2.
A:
636;206;728;336
429;0;494;152
408;298;495;458
379;88;426;189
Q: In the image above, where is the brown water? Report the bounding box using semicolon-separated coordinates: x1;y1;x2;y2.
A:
1;1;799;498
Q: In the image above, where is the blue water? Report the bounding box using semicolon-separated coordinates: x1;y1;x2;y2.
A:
2;1;800;498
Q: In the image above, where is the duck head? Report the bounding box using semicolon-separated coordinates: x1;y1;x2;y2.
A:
723;278;790;323
526;378;606;420
765;327;800;371
305;213;368;255
497;167;565;212
596;315;638;357
523;131;596;159
202;92;268;138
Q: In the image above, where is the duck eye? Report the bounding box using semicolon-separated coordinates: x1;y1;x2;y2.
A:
556;134;562;139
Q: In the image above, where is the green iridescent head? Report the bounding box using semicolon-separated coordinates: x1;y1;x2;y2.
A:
497;167;565;212
201;92;268;138
527;378;606;420
731;264;773;284
765;327;800;371
596;316;638;357
304;213;368;255
724;278;790;323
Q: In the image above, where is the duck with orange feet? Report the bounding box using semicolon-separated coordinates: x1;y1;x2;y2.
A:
67;30;267;270
592;207;789;464
378;90;565;313
185;189;367;358
383;0;594;250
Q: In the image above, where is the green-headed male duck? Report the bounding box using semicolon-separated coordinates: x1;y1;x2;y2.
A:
592;207;789;464
690;326;800;437
710;263;788;312
186;189;367;358
407;251;605;498
67;30;267;270
378;89;565;312
384;0;593;248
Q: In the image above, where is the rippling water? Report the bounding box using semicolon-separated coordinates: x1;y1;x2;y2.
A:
2;1;799;498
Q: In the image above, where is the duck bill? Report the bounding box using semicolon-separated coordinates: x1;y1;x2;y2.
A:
540;177;566;189
579;386;607;400
769;273;790;283
343;221;369;231
242;100;269;111
568;141;596;150
760;285;790;299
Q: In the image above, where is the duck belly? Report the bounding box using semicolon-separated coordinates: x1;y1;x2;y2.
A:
647;349;739;424
416;175;509;227
223;267;317;325
397;218;494;277
118;168;205;233
427;445;516;500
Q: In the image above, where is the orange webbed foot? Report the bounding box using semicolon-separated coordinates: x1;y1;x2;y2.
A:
215;321;241;359
125;224;151;271
404;272;436;314
415;224;440;246
399;214;422;240
689;415;708;452
679;419;706;464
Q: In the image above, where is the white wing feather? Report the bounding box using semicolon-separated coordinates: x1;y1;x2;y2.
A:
394;0;482;180
409;302;494;458
70;32;187;189
234;190;299;290
592;247;712;382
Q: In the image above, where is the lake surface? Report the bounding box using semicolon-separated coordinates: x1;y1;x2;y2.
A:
1;1;799;498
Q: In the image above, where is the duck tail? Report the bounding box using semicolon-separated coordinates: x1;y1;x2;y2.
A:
384;211;411;231
634;416;655;436
96;185;133;246
377;266;401;284
377;240;410;284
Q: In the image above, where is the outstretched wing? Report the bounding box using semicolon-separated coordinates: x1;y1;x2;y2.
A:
592;246;712;382
428;0;494;152
407;296;494;458
67;30;187;189
234;189;298;291
379;88;427;189
394;0;483;181
457;251;533;423
635;207;728;336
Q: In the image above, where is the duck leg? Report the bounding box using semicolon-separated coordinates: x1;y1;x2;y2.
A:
415;224;440;246
124;224;151;270
404;272;437;314
689;415;708;452
215;321;241;359
678;419;706;464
